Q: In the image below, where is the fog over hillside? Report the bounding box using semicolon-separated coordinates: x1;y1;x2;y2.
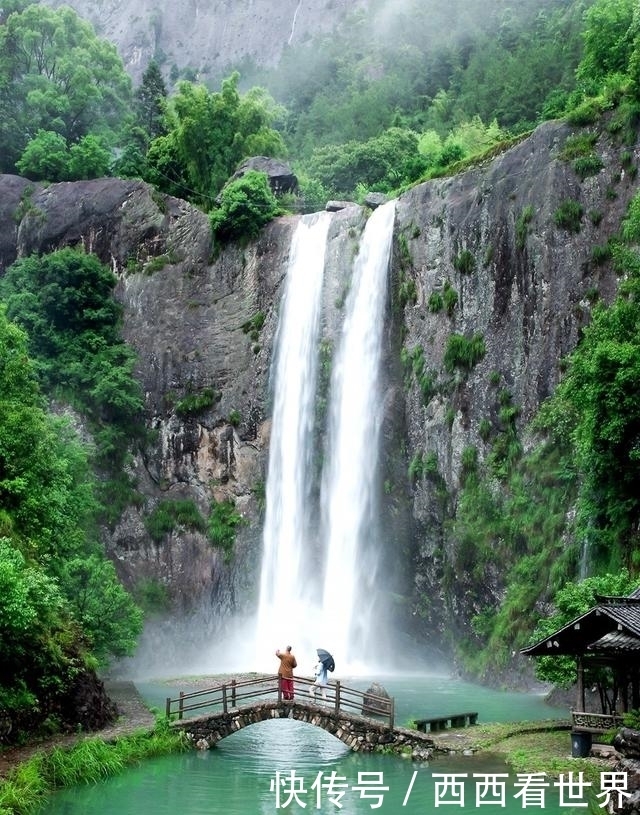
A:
40;0;564;87
41;0;370;83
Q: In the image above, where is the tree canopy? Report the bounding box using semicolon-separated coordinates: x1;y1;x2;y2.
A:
0;4;131;174
144;72;285;208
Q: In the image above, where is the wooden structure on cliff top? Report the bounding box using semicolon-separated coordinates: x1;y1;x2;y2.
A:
521;587;640;732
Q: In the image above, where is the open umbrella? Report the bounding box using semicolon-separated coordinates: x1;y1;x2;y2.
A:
317;648;334;671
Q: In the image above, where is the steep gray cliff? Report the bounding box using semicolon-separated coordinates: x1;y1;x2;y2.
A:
0;116;637;671
41;0;369;83
393;120;633;654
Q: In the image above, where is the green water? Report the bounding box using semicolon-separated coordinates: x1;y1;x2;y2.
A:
41;675;589;815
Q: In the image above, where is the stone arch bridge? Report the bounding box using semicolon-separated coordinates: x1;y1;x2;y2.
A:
166;675;435;758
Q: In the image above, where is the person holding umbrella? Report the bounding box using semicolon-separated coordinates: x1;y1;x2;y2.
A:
309;648;333;702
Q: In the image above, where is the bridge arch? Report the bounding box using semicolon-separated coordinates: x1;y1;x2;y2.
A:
171;700;434;757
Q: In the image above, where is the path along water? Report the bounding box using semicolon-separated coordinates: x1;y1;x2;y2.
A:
39;674;589;815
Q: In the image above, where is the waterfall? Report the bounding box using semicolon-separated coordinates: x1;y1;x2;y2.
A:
320;200;396;670
255;201;396;675
255;211;332;665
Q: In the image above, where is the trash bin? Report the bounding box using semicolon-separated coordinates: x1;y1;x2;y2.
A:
571;731;592;758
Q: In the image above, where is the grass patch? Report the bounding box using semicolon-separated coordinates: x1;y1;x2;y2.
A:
0;721;188;814
144;499;206;542
431;720;600;783
554;200;583;233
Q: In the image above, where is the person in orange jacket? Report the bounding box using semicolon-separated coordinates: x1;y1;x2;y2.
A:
275;645;297;700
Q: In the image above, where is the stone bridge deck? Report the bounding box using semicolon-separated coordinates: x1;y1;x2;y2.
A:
165;674;435;757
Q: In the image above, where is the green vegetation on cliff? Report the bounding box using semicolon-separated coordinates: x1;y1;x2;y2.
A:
0;315;142;733
453;182;640;679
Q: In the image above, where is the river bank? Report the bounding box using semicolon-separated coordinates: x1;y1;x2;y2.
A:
0;681;156;779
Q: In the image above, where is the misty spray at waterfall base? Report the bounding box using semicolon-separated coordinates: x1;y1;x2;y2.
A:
115;202;434;680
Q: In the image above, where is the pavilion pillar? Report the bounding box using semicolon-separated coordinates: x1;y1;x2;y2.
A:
576;655;585;711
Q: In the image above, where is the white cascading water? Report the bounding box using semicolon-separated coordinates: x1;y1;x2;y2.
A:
255;211;332;668
320;200;396;671
255;201;396;675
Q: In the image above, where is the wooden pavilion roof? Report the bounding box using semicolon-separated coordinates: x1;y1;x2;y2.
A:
521;587;640;659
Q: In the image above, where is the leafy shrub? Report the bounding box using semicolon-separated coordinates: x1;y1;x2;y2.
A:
174;387;219;418
444;333;486;372
559;132;598;161
144;499;206;542
428;292;444;313
453;249;476;275
573;154;604;180
554;200;584;232
408;452;439;482
621;192;640;243
397;276;417;308
242;311;266;342
134;578;171;613
208;499;245;562
16;131;111;182
479;418;492;441
591;243;613;265
210;171;280;243
0;248;144;478
566;98;606;126
443;281;458;315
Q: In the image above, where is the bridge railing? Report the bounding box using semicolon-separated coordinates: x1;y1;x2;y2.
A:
165;675;395;729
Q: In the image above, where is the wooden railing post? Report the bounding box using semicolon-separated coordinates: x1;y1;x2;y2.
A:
334;681;341;716
389;696;395;730
277;677;282;702
231;679;236;708
165;697;172;718
222;684;228;713
178;691;184;721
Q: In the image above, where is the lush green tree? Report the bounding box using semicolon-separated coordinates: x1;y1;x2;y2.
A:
143;132;189;198
16;131;111;181
134;60;168;140
111;125;150;180
577;0;636;85
0;249;144;476
0;540;80;722
307;127;419;196
68;135;111;180
58;555;142;665
146;72;285;207
0;309;142;687
15;130;69;181
210;170;280;242
0;307;95;557
549;196;640;569
0;4;131;173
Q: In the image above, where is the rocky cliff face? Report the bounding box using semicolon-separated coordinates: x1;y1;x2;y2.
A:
0;117;636;669
41;0;370;83
393;120;633;650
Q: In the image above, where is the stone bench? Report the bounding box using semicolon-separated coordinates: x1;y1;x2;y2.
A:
415;712;478;732
571;711;623;734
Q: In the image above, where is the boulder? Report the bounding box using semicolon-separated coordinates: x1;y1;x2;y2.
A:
326;200;358;212
362;682;392;716
230;156;298;195
363;192;388;209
